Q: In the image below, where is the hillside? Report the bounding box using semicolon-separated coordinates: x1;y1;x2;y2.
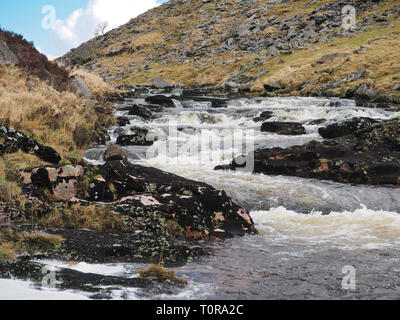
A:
59;0;400;101
0;29;115;219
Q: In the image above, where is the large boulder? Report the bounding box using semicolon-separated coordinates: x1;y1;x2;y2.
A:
145;95;175;108
128;105;153;119
253;111;274;122
103;144;128;161
153;77;172;89
72;77;91;97
116;127;153;146
319;117;379;139
0;40;19;65
22;158;257;240
261;122;306;135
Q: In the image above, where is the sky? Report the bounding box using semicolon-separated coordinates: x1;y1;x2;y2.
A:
0;0;167;59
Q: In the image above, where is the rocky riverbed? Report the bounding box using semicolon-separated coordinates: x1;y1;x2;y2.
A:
1;86;400;299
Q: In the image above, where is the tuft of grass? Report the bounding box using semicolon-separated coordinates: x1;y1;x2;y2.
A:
166;219;184;241
39;204;130;232
0;228;64;263
139;264;187;285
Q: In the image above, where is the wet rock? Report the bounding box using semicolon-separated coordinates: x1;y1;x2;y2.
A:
21;157;257;265
217;119;400;186
319;117;379;139
253;111;274;122
116;127;153;146
308;119;327;125
116;116;130;127
261;122;306;135
0;260;185;296
34;146;62;164
104;144;128;161
128;105;154;119
145;95;175;108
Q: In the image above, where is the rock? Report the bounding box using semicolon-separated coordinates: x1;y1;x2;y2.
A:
355;83;378;100
145;95;175;108
308;119;326;125
22;158;257;246
318;117;379;139
116;116;130;126
22;165;85;200
0;40;19;65
223;81;240;91
253;111;274;122
316;52;349;64
128;105;153;119
104;144;128;161
268;46;281;57
34;145;62;164
0;126;60;164
393;84;400;91
217;119;400;186
116;127;153;146
263;83;282;92
153;77;171;89
72;77;91;97
261;122;306;135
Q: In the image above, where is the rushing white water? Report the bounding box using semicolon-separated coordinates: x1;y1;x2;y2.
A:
0;279;90;300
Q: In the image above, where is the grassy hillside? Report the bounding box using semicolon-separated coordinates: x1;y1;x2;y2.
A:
0;31;116;225
59;0;400;98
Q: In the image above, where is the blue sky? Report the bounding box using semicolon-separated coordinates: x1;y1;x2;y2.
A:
0;0;167;58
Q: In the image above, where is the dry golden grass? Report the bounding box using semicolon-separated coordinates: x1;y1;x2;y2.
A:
0;228;63;263
0;65;115;164
39;204;130;232
73;0;399;94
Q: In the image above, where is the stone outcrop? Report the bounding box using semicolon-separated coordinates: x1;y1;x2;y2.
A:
216;119;400;186
261;122;306;135
318;117;379;139
0;126;61;164
0;40;19;66
22;158;257;240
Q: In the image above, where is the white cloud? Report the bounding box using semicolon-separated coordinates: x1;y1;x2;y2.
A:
51;0;158;54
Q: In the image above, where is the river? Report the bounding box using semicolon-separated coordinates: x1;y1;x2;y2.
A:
2;96;400;299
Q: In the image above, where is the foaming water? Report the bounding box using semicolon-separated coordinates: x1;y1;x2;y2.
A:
72;96;400;299
252;206;400;249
